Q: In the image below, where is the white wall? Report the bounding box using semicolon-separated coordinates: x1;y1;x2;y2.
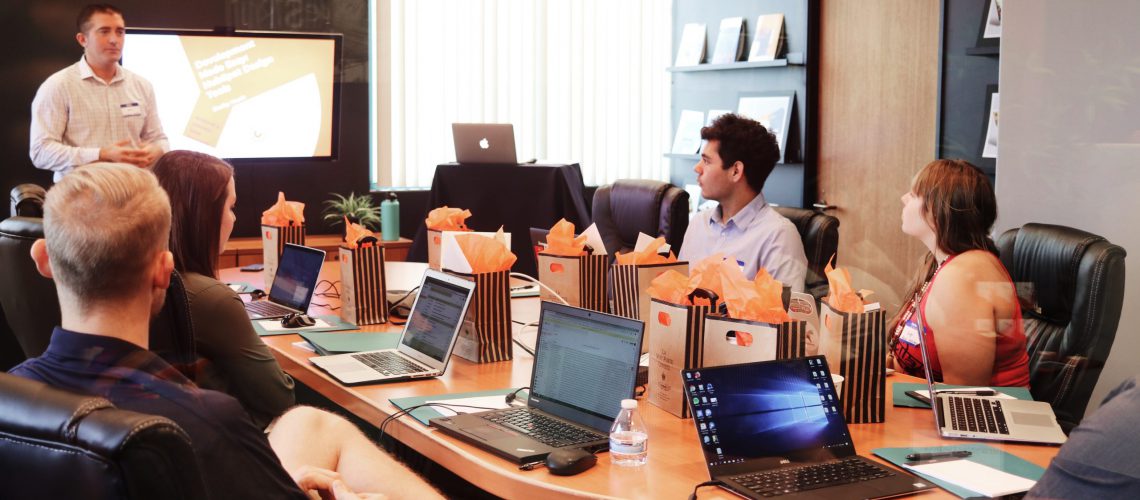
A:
997;1;1140;414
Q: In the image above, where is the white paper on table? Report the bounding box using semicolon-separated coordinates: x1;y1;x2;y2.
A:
903;459;1036;497
440;230;512;274
292;341;316;353
426;395;516;418
580;223;608;255
257;318;333;332
913;388;1016;400
228;284;243;291
634;232;671;254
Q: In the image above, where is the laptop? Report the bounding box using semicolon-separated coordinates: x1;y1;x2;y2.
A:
430;301;645;464
309;269;475;385
245;244;326;319
684;358;933;500
452;123;518;164
914;306;1067;444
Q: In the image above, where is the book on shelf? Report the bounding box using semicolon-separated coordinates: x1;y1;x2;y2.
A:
748;13;785;62
675;23;706;67
671;110;705;155
710;17;745;64
698;109;732;153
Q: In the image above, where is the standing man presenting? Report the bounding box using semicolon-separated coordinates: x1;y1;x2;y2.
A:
30;4;167;182
679;113;808;292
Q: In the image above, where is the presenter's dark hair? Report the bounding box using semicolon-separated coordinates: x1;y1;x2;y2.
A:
152;150;235;278
77;4;123;33
700;113;781;193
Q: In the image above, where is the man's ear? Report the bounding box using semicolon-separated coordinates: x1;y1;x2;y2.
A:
152;250;174;291
730;161;745;182
76;32;87;48
30;239;53;279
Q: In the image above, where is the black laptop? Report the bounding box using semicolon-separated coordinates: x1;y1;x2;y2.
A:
684;357;933;500
430;301;644;464
245;243;325;319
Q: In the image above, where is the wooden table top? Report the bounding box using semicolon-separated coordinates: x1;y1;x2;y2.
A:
220;263;1060;499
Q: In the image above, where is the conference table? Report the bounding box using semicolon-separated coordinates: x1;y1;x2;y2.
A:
221;261;1060;499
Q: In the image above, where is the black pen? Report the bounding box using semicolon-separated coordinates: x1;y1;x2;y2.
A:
906;450;973;462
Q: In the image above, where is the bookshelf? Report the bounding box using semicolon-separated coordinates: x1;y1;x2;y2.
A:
667;0;818;208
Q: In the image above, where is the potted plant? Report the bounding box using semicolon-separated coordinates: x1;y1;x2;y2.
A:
322;192;382;240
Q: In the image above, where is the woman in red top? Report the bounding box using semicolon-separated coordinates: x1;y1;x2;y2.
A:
889;159;1030;388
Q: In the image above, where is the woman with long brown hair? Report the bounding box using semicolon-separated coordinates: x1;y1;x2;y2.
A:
153;150;294;427
889;159;1029;387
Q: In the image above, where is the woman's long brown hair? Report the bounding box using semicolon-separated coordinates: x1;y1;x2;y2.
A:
890;159;998;329
152;150;235;278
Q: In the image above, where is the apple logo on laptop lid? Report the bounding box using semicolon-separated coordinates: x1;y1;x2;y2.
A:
479;138;490;149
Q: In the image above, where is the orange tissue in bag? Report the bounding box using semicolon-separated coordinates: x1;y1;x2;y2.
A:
454;229;517;274
544;219;588;256
615;236;677;265
261;192;305;226
343;217;377;249
425;206;472;231
687;253;746;308
647;270;695;305
721;268;791;325
824;257;874;314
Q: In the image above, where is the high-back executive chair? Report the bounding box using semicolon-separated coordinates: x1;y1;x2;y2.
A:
772;206;840;300
0;372;206;499
591;179;690;256
997;223;1126;432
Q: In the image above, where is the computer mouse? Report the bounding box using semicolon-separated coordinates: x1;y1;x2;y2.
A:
282;313;316;328
545;448;597;476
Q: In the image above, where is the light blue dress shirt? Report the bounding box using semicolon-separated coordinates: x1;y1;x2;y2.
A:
679;192;808;293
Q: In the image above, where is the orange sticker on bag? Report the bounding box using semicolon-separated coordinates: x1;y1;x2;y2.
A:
658;311;671;326
433;235;441;244
736;331;754;346
549;263;564;273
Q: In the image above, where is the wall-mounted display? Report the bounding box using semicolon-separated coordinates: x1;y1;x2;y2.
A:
981;87;999;159
737;91;795;163
976;0;1002;47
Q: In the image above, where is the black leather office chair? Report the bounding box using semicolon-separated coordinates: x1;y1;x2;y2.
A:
0;372;206;499
0;215;196;372
772;206;840;300
591;179;689;256
9;183;46;218
997;223;1126;432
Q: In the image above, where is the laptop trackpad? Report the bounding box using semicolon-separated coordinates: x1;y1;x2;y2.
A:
469;424;518;441
1011;412;1054;427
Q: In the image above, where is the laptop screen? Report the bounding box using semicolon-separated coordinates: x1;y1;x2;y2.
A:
268;244;325;310
683;357;856;473
399;273;473;362
529;301;644;432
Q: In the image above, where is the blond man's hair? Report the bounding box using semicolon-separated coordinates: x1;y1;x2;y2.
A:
43;163;171;305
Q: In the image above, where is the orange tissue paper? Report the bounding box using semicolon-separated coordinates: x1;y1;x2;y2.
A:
824;258;874;314
687;253;745;307
261;192;305;226
544;219;588;256
344;217;377;249
425;206;472;231
647;270;695;305
614;236;677;265
720;268;791;325
454;230;517;273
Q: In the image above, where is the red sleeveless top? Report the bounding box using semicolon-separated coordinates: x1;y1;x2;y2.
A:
890;252;1031;388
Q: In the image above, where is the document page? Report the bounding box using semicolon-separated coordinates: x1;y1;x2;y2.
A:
904;459;1036;497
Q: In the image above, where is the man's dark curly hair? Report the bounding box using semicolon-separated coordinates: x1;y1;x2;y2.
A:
700;113;780;194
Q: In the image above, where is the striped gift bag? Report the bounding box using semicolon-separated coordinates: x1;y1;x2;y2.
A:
338;243;388;326
819;303;887;423
448;269;513;363
537;252;608;312
611;261;689;323
261;223;306;286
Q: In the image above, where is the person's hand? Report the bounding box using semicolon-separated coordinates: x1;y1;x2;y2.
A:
98;140;149;167
331;480;388;500
138;142;164;167
292;466;387;500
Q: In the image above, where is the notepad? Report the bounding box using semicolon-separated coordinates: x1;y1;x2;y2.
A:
299;331;401;355
903;459;1036;497
873;444;1045;499
425;395;515;417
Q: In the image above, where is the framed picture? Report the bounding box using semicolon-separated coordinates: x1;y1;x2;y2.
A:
980;85;999;159
736;91;795;163
976;0;1002;47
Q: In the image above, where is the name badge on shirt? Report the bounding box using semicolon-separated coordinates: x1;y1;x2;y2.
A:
120;102;141;117
898;319;921;346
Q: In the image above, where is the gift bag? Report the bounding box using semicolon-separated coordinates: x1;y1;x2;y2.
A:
819;302;887;423
647;298;712;418
261;223;305;286
537;252;608;312
612;262;689;322
448;270;513;363
338;242;388;326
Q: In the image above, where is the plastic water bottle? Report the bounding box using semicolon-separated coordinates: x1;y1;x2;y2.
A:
609;399;648;467
380;193;400;241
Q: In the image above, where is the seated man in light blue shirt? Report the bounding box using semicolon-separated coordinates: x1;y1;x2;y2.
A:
678;113;808;292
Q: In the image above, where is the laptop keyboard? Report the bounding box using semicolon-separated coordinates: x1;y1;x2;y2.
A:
482;408;604;448
730;457;894;497
948;396;1010;435
350;351;426;376
245;300;296;318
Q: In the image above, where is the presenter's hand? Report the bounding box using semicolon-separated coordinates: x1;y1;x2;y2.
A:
99;140;150;167
138;142;164;167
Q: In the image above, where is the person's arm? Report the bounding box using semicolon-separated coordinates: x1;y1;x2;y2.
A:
193;283;295;428
757;221;808;293
29;79;100;172
137;79;168;166
923;253;1007;386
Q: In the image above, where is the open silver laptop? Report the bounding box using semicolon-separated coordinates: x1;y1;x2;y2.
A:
452;123;517;164
310;269;475;385
915;303;1066;445
245;243;326;319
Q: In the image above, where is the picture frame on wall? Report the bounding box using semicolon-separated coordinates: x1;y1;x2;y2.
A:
736;91;795;163
976;0;1002;47
980;85;1000;159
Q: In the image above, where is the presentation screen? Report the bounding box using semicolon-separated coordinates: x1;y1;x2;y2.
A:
122;29;341;160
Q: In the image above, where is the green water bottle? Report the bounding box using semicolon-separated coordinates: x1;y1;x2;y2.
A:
380;193;400;241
